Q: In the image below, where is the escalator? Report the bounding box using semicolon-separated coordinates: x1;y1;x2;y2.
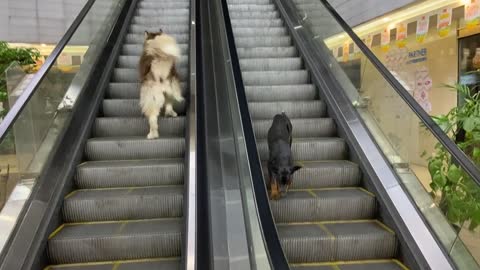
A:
226;0;406;268
44;0;191;268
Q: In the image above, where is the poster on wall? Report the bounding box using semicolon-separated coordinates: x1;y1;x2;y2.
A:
416;15;429;43
343;42;349;62
396;22;408;48
353;42;360;54
414;67;433;113
437;8;452;37
465;0;480;29
381;28;390;52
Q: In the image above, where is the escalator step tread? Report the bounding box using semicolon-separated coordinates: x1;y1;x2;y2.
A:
107;82;187;99
256;137;346;161
112;67;188;83
239;57;303;71
93;117;185;137
229;10;279;19
246;84;316;102
253;118;336;138
102;99;186;117
63;186;183;222
76;159;184;189
85;137;185;161
48;219;182;264
129;24;190;34
271;188;375;222
237;46;297;58
125;33;189;44
233;27;288;37
232;18;284;27
235;36;291;47
121;44;189;56
48;258;180;270
249;100;326;119
290;260;406;270
278;221;396;263
242;70;309;85
135;8;189;16
117;55;188;69
228;4;276;11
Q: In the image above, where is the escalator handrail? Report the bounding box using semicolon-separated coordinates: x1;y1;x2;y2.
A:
219;0;290;268
318;0;480;187
0;0;96;142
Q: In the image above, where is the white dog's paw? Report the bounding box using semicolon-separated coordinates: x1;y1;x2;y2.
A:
147;131;159;139
165;109;178;117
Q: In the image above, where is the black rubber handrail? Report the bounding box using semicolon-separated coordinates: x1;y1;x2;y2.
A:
219;0;290;268
0;0;96;142
319;0;480;186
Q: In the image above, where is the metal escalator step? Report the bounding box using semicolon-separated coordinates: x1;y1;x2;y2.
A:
107;82;187;99
133;16;189;25
48;219;182;264
233;27;287;37
129;24;189;35
93;117;185;137
242;70;309;85
253;118;335;139
278;221;396;263
256;137;346;161
235;36;291;47
249;100;326;119
102;99;186;117
232;18;283;27
85;137;184;161
287;161;361;189
48;258;181;270
237;47;297;58
117;55;188;69
229;11;279;19
229;0;272;4
125;34;189;44
240;57;302;71
135;8;189;17
290;261;407;270
63;186;183;222
246;84;316;102
271;188;375;222
112;68;188;83
122;44;189;55
76;159;184;189
228;4;276;11
139;1;189;8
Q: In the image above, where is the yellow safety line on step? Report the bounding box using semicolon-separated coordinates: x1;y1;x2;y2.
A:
358;187;375;197
111;262;120;270
290;187;358;192
64;190;78;199
116;222;127;234
290;259;407;267
63;217;180;226
74;184;183;192
317;223;335;239
393;259;410;270
48;224;65;240
306;189;317;197
46;257;180;268
277;219;376;226
374;220;396;235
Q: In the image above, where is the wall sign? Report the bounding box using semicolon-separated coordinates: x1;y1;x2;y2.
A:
365;34;373;48
465;0;480;29
343;42;349;62
396;22;407;48
416;15;429;43
437;8;452;37
381;28;390;52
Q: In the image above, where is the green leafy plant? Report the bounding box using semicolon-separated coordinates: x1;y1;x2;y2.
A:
0;41;40;117
427;83;480;230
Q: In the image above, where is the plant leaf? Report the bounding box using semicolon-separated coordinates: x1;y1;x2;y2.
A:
433;172;447;188
447;165;462;183
464;117;477;132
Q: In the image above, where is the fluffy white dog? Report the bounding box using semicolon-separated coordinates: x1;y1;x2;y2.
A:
139;30;184;139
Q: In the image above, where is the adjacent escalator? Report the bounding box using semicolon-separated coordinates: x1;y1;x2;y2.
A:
45;0;191;268
226;0;407;268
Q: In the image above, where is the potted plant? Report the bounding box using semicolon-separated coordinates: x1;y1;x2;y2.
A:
427;83;480;230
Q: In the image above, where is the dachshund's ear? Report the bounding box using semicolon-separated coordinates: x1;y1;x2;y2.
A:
291;165;302;174
144;31;148;39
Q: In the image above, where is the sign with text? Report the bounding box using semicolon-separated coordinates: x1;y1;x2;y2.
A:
437;8;452;37
465;0;480;29
416;15;429;43
381;28;390;52
343;42;349;62
396;22;407;48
